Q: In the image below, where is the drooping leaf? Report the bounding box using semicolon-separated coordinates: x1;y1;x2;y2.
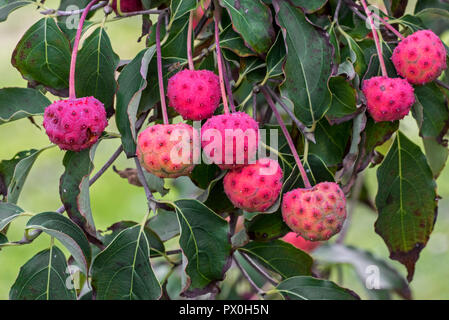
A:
375;131;437;282
146;209;180;242
10;246;76;300
26;212;92;275
91;225;162;300
12;17;71;91
314;244;411;299
0;147;50;203
116;47;156;157
75;26;120;112
326;76;358;124
170;199;231;295
273;0;333;126
245;210;290;241
0;88;51;125
275;276;359;300
0;0;35;22
239;240;313;278
219;0;275;54
59;146;98;238
265;32;286;80
289;0;328;13
0;202;24;230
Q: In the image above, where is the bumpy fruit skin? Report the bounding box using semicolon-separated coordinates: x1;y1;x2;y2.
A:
392;30;447;85
43;97;108;152
111;0;143;13
137;123;197;178
167;69;221;120
282;232;321;253
201;112;259;170
281;182;347;241
223;158;283;212
362;76;415;122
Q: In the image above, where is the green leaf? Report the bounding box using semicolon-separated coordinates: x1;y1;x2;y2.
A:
91;225;162;300
375;132;437;282
326;76;358;124
273;0;333;125
0;148;49;204
220;24;256;58
59;146;98;238
0;232;7;244
170;199;231;295
289;0;328;13
219;0;275;54
10;246;76;300
12;17;71;90
170;0;196;25
147;209;180;242
0;0;35;22
314;244;411;299
0;202;24;231
75;26;119;112
384;0;408;17
239;240;312;278
0;88;50;125
26;212;92;275
116;47;156;157
275;276;359;300
244;210;290;242
265;32;286;80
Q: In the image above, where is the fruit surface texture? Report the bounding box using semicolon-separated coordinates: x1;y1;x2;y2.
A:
282;182;347;241
223;158;283;212
43;96;108;152
392;30;447;85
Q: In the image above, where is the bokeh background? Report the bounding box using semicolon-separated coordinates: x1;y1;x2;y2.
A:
0;0;448;299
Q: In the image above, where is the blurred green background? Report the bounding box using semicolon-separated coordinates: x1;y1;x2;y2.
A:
0;0;448;300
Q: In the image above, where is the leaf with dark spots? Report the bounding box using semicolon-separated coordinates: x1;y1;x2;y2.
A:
375;132;437;282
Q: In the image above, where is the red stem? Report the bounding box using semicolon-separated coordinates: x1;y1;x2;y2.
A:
360;0;388;77
261;88;312;189
213;4;230;114
69;0;100;99
156;13;169;124
187;10;195;70
370;11;405;40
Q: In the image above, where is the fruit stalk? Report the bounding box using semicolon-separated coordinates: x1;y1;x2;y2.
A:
187;10;195;70
360;0;387;77
370;11;405;40
213;1;230;114
156;12;169;124
261;88;312;189
69;0;100;99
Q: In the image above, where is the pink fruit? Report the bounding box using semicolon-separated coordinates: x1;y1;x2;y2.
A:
223;158;283;212
201;112;259;170
167;69;221;121
43;96;108;152
282;232;322;253
281;182;347;241
111;0;143;13
362;76;415;122
137;123;197;178
392;30;447;85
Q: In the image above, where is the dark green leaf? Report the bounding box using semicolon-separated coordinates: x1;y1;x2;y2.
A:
0;88;50;125
265;32;286;80
326;76;358;123
12;17;71;90
375;132;437;282
75;27;119;111
219;0;275;54
0;232;7;244
239;240;312;278
220;24;256;58
91;225;162;300
147;209;180;242
0;0;35;22
273;0;333;125
171;199;231;294
245;211;290;241
26;212;92;275
170;0;196;25
289;0;328;13
0;202;24;231
275;276;359;300
0;148;49;203
10;246;76;300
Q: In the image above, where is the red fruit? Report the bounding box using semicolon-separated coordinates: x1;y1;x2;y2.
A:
223;158;283;212
43;96;108;152
201;112;259;170
282;232;322;253
111;0;143;13
392;30;447;85
167;69;221;121
137;123;197;178
281;182;347;241
362;76;415;122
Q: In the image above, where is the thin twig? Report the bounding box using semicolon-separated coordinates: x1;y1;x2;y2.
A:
224;59;236;112
118;9;167;17
156;12;169;124
194;2;213;38
252;92;257;120
187;11;195;70
214;0;230;114
89;146;124;185
334;0;342;22
233;256;265;296
134;158;157;214
240;252;278;286
435;79;449;91
40;1;107;16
